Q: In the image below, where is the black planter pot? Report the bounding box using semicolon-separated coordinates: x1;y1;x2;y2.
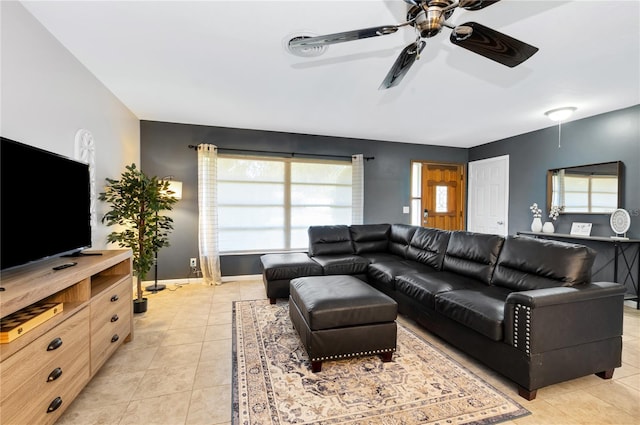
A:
133;297;148;314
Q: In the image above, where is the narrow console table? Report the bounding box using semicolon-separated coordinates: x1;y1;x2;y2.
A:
0;250;133;425
518;231;640;309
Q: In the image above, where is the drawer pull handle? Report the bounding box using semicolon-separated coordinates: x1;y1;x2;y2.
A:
111;334;119;343
47;367;63;382
111;314;119;323
110;294;119;302
47;337;63;351
47;397;63;413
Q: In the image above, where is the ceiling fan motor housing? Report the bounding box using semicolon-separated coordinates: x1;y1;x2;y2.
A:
411;0;456;38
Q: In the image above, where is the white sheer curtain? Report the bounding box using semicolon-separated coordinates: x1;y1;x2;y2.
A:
352;154;364;225
558;168;566;208
198;144;222;286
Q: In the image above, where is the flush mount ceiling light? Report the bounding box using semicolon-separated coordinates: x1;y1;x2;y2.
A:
544;107;577;148
544;107;577;122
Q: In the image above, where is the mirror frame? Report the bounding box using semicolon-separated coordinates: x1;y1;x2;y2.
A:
546;161;623;214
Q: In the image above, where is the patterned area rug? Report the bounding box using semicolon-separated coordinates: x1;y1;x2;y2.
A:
232;300;529;425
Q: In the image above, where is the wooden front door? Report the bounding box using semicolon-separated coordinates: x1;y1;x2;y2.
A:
420;163;465;230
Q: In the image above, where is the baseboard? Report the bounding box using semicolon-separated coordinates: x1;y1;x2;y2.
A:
140;278;201;287
222;274;262;282
140;274;261;287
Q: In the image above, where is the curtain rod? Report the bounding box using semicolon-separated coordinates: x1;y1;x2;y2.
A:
187;145;374;161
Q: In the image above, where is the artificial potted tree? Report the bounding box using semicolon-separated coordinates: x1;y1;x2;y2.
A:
98;164;178;313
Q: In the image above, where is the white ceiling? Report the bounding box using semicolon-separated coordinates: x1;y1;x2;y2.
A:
21;0;640;148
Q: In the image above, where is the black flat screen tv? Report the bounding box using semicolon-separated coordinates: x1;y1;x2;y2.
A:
1;137;91;270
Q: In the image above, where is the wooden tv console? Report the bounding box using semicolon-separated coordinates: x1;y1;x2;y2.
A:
0;250;133;425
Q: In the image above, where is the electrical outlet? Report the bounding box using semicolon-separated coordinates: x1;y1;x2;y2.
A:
190;257;197;268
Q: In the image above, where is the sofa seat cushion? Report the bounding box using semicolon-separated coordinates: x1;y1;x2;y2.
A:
260;253;323;281
312;254;369;275
395;272;480;309
367;260;436;290
359;252;405;264
435;286;512;341
289;275;397;330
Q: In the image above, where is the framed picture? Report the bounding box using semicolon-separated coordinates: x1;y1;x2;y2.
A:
570;222;592;236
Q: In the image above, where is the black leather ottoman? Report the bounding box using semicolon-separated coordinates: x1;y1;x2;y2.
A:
289;275;398;372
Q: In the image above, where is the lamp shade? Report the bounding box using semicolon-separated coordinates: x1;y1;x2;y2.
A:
166;180;183;200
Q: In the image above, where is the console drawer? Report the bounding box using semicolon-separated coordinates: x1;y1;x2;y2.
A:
1;354;89;425
0;307;90;425
90;276;131;323
0;307;90;400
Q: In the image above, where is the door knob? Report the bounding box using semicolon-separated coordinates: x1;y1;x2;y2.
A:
497;221;504;225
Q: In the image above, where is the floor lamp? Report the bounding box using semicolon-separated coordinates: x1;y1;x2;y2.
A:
146;178;182;293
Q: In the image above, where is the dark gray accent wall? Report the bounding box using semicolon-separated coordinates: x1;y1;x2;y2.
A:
469;105;639;288
140;105;638;282
140;121;467;279
469;105;639;238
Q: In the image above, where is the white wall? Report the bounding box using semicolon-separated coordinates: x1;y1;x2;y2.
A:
1;2;140;249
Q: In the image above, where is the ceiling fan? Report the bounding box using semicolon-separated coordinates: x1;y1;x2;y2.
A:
287;0;539;89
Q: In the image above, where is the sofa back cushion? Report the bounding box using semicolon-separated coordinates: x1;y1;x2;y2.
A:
308;225;354;257
350;224;391;254
406;227;451;269
443;231;505;285
492;236;596;290
388;224;418;258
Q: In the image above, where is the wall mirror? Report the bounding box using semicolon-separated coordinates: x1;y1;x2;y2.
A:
546;161;623;214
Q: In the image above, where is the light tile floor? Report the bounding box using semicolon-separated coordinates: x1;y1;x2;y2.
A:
57;279;640;425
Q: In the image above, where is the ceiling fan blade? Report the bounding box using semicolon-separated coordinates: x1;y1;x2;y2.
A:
379;41;426;90
459;0;501;11
402;0;420;5
450;22;538;67
288;25;399;48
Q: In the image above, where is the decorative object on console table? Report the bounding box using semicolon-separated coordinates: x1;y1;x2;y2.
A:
570;222;593;236
529;202;543;232
543;205;561;233
98;164;178;314
610;208;631;240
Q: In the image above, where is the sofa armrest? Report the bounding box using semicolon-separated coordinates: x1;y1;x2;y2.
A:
504;282;625;354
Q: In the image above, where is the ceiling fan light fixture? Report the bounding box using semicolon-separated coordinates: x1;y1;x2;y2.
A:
285;34;328;57
545;107;577;122
453;25;473;41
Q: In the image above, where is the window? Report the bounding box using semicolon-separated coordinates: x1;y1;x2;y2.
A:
435;185;448;213
410;161;422;226
217;155;352;253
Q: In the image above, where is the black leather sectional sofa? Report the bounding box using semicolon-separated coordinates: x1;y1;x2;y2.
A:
260;224;626;400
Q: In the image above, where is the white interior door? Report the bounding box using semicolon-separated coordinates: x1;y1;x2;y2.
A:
467;155;509;235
